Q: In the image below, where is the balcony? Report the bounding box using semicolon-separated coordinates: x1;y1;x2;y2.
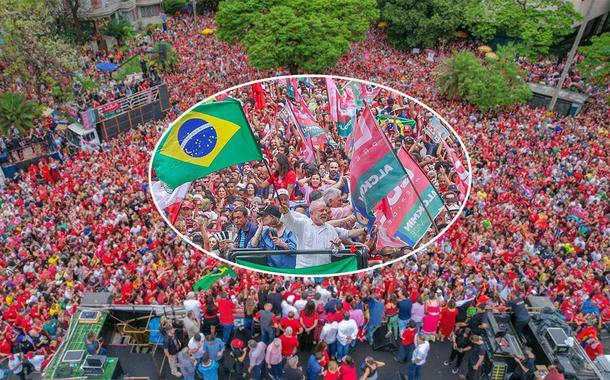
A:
78;0;136;19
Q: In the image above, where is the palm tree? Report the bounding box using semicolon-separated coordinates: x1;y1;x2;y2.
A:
102;18;134;47
0;93;40;135
436;52;481;100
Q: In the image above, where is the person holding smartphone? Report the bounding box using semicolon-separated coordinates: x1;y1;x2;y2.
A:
248;205;298;269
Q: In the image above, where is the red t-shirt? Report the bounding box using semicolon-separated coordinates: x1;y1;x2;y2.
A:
585;342;603;360
339;364;357;380
301;313;317;329
267;170;297;199
280;317;302;334
323;371;340;380
280;334;299;357
402;328;417;346
218;298;236;325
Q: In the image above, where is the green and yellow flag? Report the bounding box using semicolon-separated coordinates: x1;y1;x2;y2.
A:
152;99;262;189
193;264;239;291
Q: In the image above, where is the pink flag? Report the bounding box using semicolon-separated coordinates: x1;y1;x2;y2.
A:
326;77;339;123
287;98;329;147
360;83;382;102
284;102;316;163
441;139;469;201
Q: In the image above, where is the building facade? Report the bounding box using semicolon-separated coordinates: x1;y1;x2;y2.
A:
78;0;164;29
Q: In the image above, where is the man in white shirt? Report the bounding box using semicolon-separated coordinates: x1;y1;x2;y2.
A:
281;295;299;318
187;332;205;360
408;334;430;380
183;292;202;321
320;321;339;359
336;312;358;362
280;199;366;268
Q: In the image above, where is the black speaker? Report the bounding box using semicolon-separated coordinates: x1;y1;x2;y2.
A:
81;292;113;306
372;325;398;351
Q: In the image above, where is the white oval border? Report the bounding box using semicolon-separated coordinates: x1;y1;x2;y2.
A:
148;74;473;278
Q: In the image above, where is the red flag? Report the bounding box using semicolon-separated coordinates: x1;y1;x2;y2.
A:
166;202;181;225
252;82;265;110
373;198;407;248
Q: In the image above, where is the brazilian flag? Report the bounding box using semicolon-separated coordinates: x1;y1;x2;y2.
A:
193;264;239;291
152;99;262;189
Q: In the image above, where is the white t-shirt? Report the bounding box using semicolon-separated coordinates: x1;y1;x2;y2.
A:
188;334;205;359
412;341;430;365
183;299;202;320
281;301;299;318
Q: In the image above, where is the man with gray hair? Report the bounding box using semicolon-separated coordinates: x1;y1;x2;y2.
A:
284;355;304;380
323;187;356;229
280;326;299;359
183;292;201;321
265;338;283;379
248;339;267;380
279;199;367;268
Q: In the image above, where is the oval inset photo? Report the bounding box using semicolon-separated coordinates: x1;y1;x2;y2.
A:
149;75;471;276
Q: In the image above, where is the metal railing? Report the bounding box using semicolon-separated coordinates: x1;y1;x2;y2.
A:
95;85;162;122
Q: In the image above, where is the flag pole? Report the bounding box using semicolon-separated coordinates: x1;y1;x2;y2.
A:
263;159;281;201
367;102;441;234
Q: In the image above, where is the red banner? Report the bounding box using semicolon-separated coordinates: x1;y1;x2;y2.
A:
99;100;121;118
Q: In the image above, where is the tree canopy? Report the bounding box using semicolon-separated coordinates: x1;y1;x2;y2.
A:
215;0;379;73
0;93;42;135
577;32;610;89
463;0;581;56
379;0;470;50
0;0;80;101
436;50;532;113
102;18;135;47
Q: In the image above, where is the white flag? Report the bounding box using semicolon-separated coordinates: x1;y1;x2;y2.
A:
151;181;191;210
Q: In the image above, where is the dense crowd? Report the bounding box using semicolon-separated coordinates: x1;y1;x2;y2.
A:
0;11;608;380
163;80;466;270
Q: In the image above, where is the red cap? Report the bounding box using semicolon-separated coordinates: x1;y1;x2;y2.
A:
231;339;244;349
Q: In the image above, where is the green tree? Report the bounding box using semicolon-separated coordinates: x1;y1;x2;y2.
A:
102;18;134;47
216;0;378;73
162;0;187;14
437;51;532;113
0;0;80;101
0;93;41;135
577;32;610;88
436;52;482;99
464;0;581;56
379;0;471;50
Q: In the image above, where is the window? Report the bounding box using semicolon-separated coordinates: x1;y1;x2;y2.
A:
122;10;134;22
140;5;159;18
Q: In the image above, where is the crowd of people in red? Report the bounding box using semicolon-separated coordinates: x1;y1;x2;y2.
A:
0;12;607;379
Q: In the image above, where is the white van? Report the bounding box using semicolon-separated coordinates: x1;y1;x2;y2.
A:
66;123;101;152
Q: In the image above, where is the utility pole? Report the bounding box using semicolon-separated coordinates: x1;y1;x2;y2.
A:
192;0;197;25
548;0;595;111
